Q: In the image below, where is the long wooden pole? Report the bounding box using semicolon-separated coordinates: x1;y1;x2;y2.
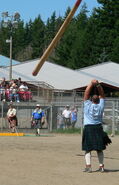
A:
32;0;83;76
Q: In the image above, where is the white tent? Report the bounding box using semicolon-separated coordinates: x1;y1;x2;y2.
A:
0;58;119;90
0;59;93;90
76;61;119;88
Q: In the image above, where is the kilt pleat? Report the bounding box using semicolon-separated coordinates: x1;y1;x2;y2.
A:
82;124;107;151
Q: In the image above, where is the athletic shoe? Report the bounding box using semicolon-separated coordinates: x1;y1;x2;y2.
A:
96;167;105;173
83;167;92;173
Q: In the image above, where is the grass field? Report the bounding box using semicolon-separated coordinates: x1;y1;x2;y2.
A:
0;133;118;185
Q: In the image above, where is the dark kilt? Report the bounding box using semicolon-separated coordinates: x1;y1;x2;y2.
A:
8;116;18;127
82;124;112;151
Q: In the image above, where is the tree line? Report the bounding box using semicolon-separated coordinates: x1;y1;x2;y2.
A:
0;0;119;69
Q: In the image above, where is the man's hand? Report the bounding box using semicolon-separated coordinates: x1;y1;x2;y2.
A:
91;79;99;86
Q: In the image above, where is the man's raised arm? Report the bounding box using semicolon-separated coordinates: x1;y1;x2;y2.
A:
84;79;98;101
96;83;105;99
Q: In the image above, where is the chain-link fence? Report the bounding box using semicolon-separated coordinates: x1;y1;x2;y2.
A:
0;98;119;135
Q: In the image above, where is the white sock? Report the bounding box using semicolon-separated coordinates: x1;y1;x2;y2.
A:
37;129;40;134
85;152;91;166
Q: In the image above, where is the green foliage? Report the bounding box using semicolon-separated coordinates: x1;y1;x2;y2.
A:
0;1;119;68
30;15;45;58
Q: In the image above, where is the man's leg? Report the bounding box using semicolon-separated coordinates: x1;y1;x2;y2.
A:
66;118;71;128
36;119;41;136
63;118;67;129
37;128;40;135
97;150;104;172
83;151;92;173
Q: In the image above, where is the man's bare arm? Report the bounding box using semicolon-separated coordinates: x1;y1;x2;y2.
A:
84;80;97;101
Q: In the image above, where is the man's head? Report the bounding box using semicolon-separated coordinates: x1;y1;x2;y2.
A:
9;104;13;109
66;105;70;109
92;95;100;104
36;104;40;108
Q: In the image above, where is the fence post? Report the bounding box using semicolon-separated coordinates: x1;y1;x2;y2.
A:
112;101;115;136
49;105;53;132
1;101;4;131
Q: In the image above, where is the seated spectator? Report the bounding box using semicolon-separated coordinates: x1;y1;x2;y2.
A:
17;77;22;87
9;83;20;102
5;84;10;101
19;82;28;92
9;79;15;87
18;82;32;101
0;83;5;101
0;77;7;101
0;77;7;87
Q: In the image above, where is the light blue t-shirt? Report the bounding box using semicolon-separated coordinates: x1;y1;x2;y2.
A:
83;98;105;125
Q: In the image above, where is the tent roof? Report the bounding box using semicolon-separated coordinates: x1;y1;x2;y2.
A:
0;55;20;67
0;58;119;91
0;59;93;90
76;61;119;88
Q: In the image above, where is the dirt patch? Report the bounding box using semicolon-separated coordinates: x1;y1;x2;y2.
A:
0;134;118;185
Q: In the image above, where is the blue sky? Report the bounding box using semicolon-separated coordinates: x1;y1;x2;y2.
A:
0;0;99;23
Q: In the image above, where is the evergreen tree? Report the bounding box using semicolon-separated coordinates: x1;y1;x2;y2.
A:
15;20;33;61
44;12;63;61
13;20;26;60
0;25;10;57
53;4;89;69
45;12;57;47
93;0;119;63
52;7;76;67
30;15;45;58
69;3;90;68
1;0;119;67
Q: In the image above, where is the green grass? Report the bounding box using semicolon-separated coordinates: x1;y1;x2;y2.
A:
52;128;119;135
52;128;81;134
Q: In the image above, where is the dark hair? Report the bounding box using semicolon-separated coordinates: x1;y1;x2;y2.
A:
92;95;99;104
9;104;13;108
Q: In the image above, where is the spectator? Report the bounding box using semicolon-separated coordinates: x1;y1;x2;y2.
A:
7;104;18;133
19;82;28;92
5;84;10;101
0;77;7;87
62;105;71;128
0;83;5;101
17;77;22;87
9;82;20;102
71;106;78;128
18;82;32;101
31;104;45;136
57;110;64;129
0;77;7;101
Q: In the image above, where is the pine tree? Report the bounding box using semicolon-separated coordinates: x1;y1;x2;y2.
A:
30;15;45;58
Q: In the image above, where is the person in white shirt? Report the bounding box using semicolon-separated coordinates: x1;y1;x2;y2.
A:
62;105;71;128
19;82;28;92
7;104;18;133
